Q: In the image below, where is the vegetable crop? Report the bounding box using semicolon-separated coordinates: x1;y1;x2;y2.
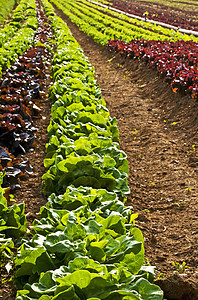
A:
0;0;38;77
50;0;198;99
107;39;198;98
0;0;53;190
106;0;198;31
0;172;27;278
0;0;16;25
0;45;49;189
50;0;198;43
12;0;164;299
75;0;198;41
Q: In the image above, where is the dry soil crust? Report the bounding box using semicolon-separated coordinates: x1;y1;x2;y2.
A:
52;6;198;299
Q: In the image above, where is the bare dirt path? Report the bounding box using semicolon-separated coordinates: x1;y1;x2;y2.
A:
53;6;198;299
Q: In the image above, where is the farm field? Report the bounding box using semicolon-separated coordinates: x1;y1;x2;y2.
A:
131;0;198;12
104;0;198;30
0;0;197;299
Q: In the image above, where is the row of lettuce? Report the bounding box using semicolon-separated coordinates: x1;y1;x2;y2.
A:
0;0;32;285
75;0;198;41
10;0;164;299
104;0;198;31
0;0;52;286
0;0;38;77
0;0;17;25
0;44;48;285
50;0;198;43
0;173;27;281
107;39;198;98
49;0;198;99
0;0;53;190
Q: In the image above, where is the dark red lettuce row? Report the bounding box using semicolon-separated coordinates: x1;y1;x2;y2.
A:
108;0;198;31
107;39;198;99
0;0;53;191
0;46;48;189
0;146;33;191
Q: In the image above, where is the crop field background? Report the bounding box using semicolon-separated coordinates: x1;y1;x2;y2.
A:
0;0;197;299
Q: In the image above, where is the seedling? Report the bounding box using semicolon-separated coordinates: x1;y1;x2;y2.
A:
131;129;137;135
144;258;151;266
171;121;178;126
132;129;137;140
149;180;155;185
156;273;167;280
171;261;190;273
186;144;196;154
143;11;149;22
175;200;185;210
142;209;150;213
107;56;115;62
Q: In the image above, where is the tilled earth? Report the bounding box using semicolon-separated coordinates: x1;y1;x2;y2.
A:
0;2;198;300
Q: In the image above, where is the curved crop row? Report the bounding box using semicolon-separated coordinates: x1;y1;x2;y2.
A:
0;0;53;190
0;45;49;189
0;0;54;285
50;0;198;43
77;0;198;42
0;0;38;77
107;39;198;99
50;0;109;45
0;0;36;47
106;0;198;31
13;0;163;299
65;0;168;41
50;0;198;99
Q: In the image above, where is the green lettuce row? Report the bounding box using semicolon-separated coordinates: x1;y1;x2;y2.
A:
0;0;37;47
0;0;17;25
0;174;27;239
77;0;198;42
0;0;38;76
15;187;161;299
49;0;109;46
50;0;198;43
14;0;163;299
0;173;27;279
58;0;170;41
43;89;129;196
41;10;129;197
49;0;155;45
0;173;26;278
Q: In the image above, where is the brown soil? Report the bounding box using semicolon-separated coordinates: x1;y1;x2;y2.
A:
1;2;198;300
52;6;198;299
